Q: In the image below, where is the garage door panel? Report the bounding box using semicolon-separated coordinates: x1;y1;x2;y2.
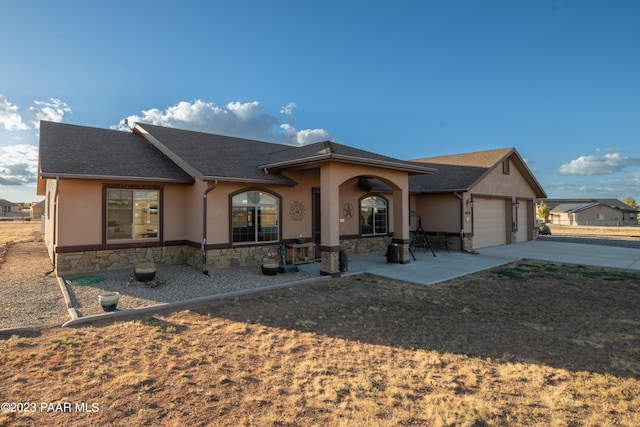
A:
516;202;528;243
474;198;507;248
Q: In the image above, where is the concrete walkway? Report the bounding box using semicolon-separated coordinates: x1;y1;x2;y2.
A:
298;240;640;286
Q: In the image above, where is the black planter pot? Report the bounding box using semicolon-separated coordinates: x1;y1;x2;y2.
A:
135;263;156;282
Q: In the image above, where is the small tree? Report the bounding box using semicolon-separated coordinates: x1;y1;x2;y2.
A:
537;201;550;222
623;197;638;210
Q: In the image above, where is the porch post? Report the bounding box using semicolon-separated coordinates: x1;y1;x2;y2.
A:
392;179;411;264
319;163;341;276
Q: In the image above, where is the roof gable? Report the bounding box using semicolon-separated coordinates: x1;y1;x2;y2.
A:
259;140;435;174
409;148;546;197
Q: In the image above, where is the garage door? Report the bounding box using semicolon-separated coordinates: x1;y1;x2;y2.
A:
515;200;529;243
474;198;508;248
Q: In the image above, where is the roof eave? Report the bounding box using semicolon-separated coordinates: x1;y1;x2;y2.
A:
40;172;194;184
202;175;297;186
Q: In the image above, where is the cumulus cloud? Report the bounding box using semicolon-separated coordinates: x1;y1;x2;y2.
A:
0;95;28;131
29;98;72;128
0;144;38;185
558;152;640;176
0;95;71;131
117;99;331;145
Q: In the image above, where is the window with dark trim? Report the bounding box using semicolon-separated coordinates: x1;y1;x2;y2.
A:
502;159;510;175
360;195;387;235
502;159;510;174
106;189;159;241
232;191;279;243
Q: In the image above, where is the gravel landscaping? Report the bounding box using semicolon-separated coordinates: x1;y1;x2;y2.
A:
64;263;318;318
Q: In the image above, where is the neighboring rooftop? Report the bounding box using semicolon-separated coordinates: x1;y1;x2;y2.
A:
542;198;638;212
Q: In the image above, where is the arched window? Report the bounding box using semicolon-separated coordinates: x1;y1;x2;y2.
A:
232;191;279;243
360;195;387;235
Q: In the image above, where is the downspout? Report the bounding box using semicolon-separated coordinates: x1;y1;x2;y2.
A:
201;180;218;275
45;176;60;275
454;192;465;252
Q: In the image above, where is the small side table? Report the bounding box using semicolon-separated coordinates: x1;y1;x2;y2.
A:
285;243;316;265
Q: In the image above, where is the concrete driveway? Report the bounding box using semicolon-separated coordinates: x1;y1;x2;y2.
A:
299;240;640;286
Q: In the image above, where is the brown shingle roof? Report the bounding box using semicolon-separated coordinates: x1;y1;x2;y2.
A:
413;148;513;168
137;123;435;182
39;121;193;183
135;124;298;185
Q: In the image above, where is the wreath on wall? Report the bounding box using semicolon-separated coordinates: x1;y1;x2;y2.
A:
289;201;306;221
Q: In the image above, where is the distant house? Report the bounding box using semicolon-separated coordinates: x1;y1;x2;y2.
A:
542;198;638;226
0;199;19;215
30;200;45;220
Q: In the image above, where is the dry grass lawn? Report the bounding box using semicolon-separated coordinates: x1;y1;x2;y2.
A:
0;221;41;257
548;223;640;237
1;222;639;426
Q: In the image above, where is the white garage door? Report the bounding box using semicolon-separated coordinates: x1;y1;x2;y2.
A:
515;201;529;243
474;198;507;248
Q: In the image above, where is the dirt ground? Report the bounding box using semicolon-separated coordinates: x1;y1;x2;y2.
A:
1;222;639;425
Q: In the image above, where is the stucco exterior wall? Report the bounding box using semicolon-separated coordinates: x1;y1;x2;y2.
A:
472;162;537;199
53;180;190;247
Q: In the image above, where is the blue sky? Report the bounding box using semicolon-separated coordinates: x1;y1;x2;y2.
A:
1;0;639;204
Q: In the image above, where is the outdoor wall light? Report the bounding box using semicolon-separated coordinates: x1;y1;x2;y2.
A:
513;201;520;208
466;199;474;207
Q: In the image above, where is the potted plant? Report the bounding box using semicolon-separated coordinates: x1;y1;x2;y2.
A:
261;251;280;276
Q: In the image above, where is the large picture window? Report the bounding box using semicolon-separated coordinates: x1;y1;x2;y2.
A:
360;195;387;235
232;191;279;243
107;189;159;241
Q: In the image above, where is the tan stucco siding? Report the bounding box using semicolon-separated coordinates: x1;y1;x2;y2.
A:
414;193;461;234
56;180;104;246
472;163;536;199
197;165;409;246
54;180;190;247
159;184;187;242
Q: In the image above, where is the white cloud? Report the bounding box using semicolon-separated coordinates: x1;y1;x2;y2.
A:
116;99;331;145
0;95;71;131
557;152;640;176
0;144;38;185
29;98;72;128
279;102;297;118
291;128;332;145
0;95;28;131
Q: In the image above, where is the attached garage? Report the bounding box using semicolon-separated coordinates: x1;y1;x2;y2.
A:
473;198;508;248
410;148;547;252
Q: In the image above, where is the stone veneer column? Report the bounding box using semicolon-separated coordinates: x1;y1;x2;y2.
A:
320;246;341;277
393;238;412;264
319;163;342;277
